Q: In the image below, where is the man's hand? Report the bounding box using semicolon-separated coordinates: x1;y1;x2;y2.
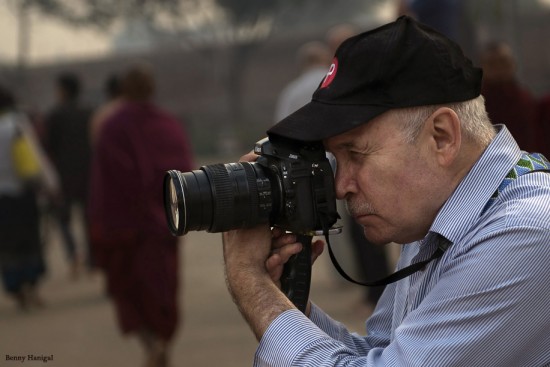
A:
266;228;325;286
221;151;326;339
223;225;326;339
223;225;296;341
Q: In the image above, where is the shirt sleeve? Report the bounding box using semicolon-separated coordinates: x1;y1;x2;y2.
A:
254;308;373;367
254;299;395;367
253;225;550;366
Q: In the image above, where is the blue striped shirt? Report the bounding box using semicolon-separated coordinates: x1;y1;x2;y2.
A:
254;126;550;366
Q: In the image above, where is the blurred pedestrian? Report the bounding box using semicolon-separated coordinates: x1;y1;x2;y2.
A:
43;72;93;278
325;24;358;54
0;85;58;311
274;41;331;122
480;41;539;152
398;0;460;41
397;0;475;59
89;64;194;367
538;93;550;159
90;73;124;148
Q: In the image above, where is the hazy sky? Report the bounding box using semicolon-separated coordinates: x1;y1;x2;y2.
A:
0;2;112;65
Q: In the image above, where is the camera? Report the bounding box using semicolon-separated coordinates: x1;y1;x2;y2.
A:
163;136;340;236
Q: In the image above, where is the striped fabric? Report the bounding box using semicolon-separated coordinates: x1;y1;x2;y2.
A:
254;126;550;366
483;152;550;213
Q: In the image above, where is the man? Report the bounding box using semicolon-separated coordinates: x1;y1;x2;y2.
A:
43;72;93;277
89;73;124;148
274;41;331;122
397;0;461;41
397;0;476;62
223;16;550;366
0;86;46;310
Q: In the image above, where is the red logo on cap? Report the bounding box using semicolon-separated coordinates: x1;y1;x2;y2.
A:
320;58;338;88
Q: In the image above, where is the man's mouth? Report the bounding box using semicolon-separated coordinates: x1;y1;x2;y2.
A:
346;199;376;218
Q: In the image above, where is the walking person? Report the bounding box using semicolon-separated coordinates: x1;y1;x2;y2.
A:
0;85;58;311
43;72;93;277
89;64;194;367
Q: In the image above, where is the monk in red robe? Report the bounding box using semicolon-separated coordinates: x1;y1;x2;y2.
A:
480;41;539;152
538;94;550;159
89;65;194;367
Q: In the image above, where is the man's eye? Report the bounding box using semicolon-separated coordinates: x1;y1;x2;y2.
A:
349;151;365;161
350;150;365;156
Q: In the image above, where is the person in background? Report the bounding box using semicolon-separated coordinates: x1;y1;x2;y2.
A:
398;0;461;42
43;72;93;277
0;85;53;311
537;92;550;159
274;41;331;122
89;64;194;367
480;41;539;153
90;74;124;148
397;0;475;60
325;24;358;55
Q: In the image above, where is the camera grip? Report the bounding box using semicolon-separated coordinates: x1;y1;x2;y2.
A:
281;234;312;313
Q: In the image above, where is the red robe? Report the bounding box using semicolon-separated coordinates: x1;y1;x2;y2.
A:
89;101;193;340
538;95;550;159
482;80;539;152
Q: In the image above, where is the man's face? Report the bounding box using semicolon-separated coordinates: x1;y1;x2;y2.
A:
324;112;444;245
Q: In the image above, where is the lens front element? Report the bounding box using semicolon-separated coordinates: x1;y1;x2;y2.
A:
169;177;180;230
164;170;186;235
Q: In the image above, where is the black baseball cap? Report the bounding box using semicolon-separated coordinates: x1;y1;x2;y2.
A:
268;16;482;142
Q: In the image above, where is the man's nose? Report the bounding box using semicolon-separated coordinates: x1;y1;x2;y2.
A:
334;167;356;200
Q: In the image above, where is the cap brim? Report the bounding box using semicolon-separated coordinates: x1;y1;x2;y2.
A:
268;100;390;142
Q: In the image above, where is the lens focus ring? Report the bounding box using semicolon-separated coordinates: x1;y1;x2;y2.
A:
242;163;259;217
204;164;234;232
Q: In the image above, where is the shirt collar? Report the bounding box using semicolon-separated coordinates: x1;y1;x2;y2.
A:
429;125;522;244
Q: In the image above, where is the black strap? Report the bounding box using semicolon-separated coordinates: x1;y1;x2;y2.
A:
325;233;450;287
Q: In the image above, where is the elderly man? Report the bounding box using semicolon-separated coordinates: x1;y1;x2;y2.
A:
223;16;550;366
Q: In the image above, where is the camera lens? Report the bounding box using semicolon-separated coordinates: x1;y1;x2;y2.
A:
166;174;181;232
163;162;278;235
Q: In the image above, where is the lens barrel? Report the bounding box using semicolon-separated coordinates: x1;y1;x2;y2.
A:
163;162;276;235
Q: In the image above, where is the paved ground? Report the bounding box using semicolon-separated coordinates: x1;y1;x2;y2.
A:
0;211;377;367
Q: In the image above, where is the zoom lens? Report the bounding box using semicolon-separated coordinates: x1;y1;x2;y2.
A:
163;162;279;236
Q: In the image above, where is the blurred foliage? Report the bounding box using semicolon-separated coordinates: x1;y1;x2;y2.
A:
15;0;382;38
216;0;287;24
17;0;285;31
16;0;184;29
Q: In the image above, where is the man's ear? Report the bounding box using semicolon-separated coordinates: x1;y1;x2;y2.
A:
426;107;461;167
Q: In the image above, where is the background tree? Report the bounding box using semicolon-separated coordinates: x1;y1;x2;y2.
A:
6;0;398;152
10;0;305;151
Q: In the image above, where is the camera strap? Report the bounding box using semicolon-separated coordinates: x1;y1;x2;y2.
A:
324;152;550;287
324;233;450;287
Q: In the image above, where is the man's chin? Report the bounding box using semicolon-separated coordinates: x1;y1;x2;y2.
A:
362;227;388;246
